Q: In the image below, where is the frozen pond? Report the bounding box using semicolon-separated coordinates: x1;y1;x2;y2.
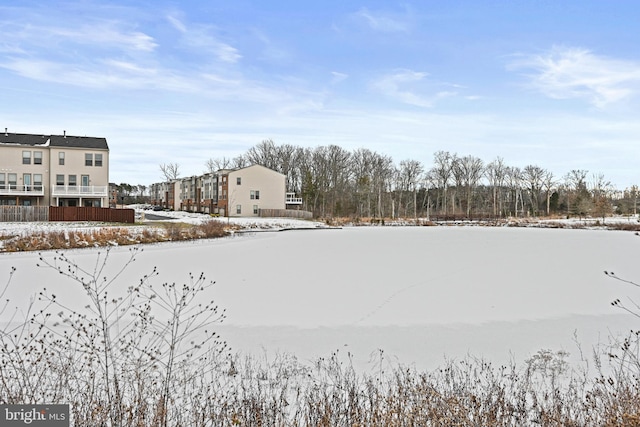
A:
1;226;638;372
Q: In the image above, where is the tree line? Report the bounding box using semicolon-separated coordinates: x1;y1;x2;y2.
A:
200;139;638;220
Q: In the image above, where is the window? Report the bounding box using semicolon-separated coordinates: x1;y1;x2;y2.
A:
237;177;242;185
250;190;261;200
253;205;259;215
95;153;103;167
34;174;42;191
68;175;77;187
85;153;93;166
8;173;17;190
236;204;242;214
34;151;43;165
22;151;31;165
59;152;65;165
23;174;31;191
56;174;65;186
0;173;5;189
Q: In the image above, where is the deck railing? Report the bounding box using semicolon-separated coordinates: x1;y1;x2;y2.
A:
285;192;303;204
51;185;108;196
0;184;45;196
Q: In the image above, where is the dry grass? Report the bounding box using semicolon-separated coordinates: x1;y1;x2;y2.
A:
2;249;640;426
0;219;232;252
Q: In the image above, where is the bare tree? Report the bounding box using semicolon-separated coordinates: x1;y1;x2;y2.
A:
506;166;523;217
205;157;232;173
485;157;507;217
542;171;556;216
160;162;180;182
523;165;546;216
371;152;394;218
456;155;484;217
352;148;375;217
245;139;279;170
590;172;614;222
430;151;455;216
231;155;248;169
564;169;589;217
397;159;424;219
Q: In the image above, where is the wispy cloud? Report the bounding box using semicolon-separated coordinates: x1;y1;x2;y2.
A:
371;70;456;107
509;46;640;107
331;71;348;84
354;7;412;33
1;19;157;52
166;15;241;63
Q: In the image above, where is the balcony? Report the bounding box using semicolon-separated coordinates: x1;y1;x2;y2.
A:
285;192;303;205
52;185;108;197
0;184;45;196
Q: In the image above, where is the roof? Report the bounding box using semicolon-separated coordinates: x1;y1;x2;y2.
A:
226;164;285;177
0;132;109;150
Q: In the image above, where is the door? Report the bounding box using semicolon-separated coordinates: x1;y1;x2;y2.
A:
81;175;90;193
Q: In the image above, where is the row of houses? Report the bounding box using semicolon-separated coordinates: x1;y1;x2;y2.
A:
149;164;304;217
0;130;110;207
1;130;306;218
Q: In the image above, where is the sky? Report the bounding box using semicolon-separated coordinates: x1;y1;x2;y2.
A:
1;1;640;189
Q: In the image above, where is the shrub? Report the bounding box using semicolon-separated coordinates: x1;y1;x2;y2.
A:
196;219;229;238
0;248;227;427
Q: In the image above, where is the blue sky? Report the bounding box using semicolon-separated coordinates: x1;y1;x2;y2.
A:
1;1;639;189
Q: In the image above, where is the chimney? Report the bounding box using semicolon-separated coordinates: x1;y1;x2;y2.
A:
4;128;7;136
63;130;66;138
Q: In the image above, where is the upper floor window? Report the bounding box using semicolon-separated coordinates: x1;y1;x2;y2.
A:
85;153;93;166
0;173;5;188
250;190;260;200
236;204;242;214
34;151;43;165
68;175;77;187
22;151;31;165
95;153;103;167
56;174;64;186
59;152;65;165
237;177;242;185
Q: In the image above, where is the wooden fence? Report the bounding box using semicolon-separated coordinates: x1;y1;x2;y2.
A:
0;206;49;222
259;209;313;219
0;206;134;223
49;207;135;223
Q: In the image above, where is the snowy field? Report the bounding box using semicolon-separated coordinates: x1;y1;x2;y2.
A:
1;220;639;374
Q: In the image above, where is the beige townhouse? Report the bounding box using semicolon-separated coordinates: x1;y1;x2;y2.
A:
0;130;109;207
223;164;286;217
151;163;303;217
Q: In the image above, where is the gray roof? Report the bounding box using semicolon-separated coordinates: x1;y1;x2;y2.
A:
0;132;109;150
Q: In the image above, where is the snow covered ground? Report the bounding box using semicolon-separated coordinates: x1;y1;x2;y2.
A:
0;208;326;236
2;219;639;374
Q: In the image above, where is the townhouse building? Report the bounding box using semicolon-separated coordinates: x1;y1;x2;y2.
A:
0;130;109;207
150;164;303;217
